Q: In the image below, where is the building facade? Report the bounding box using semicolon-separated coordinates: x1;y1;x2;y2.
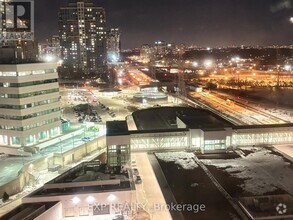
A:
106;28;121;63
106;107;293;156
0;63;61;147
58;0;107;76
39;35;61;61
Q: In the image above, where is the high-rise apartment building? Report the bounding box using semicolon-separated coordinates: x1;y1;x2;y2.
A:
39;35;61;61
106;28;121;63
140;44;155;63
58;0;107;76
0;63;61;147
154;40;167;58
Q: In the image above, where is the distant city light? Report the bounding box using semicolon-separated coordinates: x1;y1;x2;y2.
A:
192;61;198;67
290;17;293;23
231;56;240;62
44;55;55;62
204;60;213;67
57;59;63;66
284;64;291;71
108;52;119;63
206;47;211;51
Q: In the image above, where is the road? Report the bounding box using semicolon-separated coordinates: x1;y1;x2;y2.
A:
189;90;288;125
132;152;172;220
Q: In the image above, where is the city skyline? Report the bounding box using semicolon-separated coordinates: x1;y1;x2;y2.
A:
36;0;293;49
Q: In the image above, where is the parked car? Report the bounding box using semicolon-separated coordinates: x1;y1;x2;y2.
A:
82;137;91;142
78;118;84;123
112;215;124;220
135;175;142;184
132;168;139;175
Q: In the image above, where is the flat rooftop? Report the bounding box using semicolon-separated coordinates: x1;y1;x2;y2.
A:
0;202;58;220
238;194;293;219
28;162;132;198
106;120;129;136
132;107;234;131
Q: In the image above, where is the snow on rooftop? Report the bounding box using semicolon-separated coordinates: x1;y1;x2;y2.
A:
156;152;198;170
202;148;293;195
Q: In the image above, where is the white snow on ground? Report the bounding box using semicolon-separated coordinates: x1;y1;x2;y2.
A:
190;183;199;188
156;152;198;170
202;148;293;195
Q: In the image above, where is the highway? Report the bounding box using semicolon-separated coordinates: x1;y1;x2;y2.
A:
189;90;288;125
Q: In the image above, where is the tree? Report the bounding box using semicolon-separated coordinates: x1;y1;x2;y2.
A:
2;192;9;202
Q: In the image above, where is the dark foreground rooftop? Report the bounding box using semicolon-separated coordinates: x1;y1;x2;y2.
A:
106;120;129;136
0;202;58;220
28;162;132;198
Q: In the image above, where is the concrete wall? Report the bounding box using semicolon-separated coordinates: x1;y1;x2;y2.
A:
106;135;130;146
0;164;34;200
34;202;62;220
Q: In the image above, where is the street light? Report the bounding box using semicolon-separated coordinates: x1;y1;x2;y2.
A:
45;157;49;170
192;61;198;67
284;64;291;72
58;138;62;153
71;134;75;148
204;60;213;68
58;138;64;167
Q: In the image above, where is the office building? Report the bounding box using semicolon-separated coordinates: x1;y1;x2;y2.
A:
0;62;61;147
58;0;107;76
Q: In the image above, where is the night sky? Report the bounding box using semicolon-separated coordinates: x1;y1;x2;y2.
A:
35;0;293;49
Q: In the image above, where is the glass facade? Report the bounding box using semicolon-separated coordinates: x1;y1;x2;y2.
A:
130;132;188;151
204;140;226;151
0;69;56;77
0;88;59;99
0;79;58;88
107;145;130;168
124;127;293;153
0;108;60;120
232;130;293;146
0;117;60;131
0;98;59;109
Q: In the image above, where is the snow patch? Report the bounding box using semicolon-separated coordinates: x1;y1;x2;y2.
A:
190;183;199;188
202;148;293;195
156;152;198;170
